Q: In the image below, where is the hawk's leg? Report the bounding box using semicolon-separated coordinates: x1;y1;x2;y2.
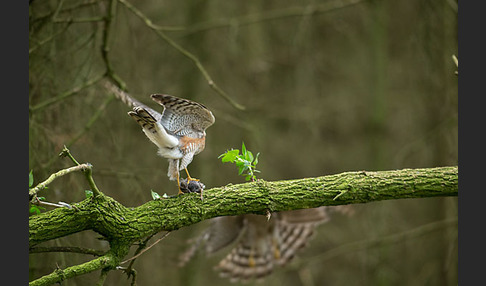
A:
184;168;200;182
176;172;184;195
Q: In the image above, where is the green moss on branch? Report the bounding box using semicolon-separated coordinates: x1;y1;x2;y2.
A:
29;166;457;285
29;166;457;248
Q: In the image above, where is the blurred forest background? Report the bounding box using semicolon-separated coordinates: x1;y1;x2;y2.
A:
29;0;457;285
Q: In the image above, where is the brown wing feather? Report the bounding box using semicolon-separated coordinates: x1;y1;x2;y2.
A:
151;94;215;136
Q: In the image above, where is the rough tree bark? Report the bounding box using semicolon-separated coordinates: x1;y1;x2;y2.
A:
29;166;457;285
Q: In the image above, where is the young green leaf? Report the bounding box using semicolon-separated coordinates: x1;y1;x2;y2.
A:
219;142;261;182
246;150;254;163
85;190;93;198
234;158;246;167
238;165;247;175
219;149;239;163
151;190;161;200
29;205;45;215
254;153;260;166
30;205;40;215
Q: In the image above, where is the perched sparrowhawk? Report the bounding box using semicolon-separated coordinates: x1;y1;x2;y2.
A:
108;83;215;194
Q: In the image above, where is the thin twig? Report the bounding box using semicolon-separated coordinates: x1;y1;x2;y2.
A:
44;95;115;169
120;232;171;264
58;146;102;197
29;73;105;112
65;95;115;147
52;16;105;23
119;0;245;111
59;145;80;165
101;0;126;90
29;22;72;54
116;267;137;286
126;234;155;273
51;0;66;20
178;0;365;36
31;0;101;23
84;165;102;197
288;218;457;270
35;199;72;209
29;164;91;198
97;269;110;286
29;246;106;257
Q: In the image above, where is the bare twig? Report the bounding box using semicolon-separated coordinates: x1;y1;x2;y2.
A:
119;0;245;111
179;0;365;36
31;0;101;25
29;246;106;257
29;74;105;112
59;146;102;197
126;234;155;273
65;94;115;148
29;164;91;198
101;0;126;90
120;232;171;265
289;218;457;270
29;22;72;54
34;198;73;209
52;16;105;23
97;269;110;286
44;94;115;169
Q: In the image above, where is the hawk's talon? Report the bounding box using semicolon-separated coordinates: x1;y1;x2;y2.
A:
184;168;200;182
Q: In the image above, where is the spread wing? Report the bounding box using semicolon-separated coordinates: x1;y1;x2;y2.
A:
151;94;215;137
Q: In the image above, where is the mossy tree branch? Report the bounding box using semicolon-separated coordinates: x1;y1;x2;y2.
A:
28;166;457;285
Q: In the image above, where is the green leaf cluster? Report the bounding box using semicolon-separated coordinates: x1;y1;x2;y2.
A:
218;142;260;181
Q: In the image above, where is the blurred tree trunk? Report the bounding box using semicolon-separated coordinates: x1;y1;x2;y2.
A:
367;0;388;171
419;0;458;284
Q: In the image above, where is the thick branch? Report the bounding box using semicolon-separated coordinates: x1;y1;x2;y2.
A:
28;166;457;285
29;166;457;248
